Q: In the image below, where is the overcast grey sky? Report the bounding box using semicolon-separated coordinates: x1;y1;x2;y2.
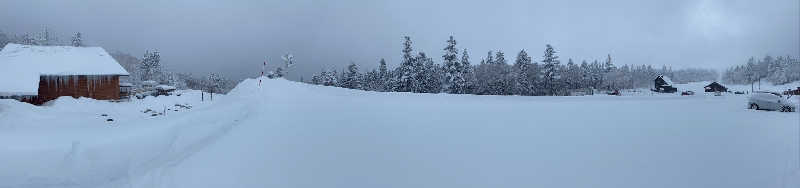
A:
1;0;798;81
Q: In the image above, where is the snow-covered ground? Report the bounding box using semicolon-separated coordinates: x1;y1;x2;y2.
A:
1;78;798;188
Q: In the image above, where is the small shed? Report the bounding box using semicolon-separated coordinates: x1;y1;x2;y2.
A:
704;82;727;92
0;43;129;105
652;75;678;93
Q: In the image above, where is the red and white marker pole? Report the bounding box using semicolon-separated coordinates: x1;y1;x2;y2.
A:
259;58;267;87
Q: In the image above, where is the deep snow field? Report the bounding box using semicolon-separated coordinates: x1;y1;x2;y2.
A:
1;78;798;188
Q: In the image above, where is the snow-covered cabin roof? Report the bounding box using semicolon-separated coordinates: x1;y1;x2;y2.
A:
656;75;674;86
0;43;129;96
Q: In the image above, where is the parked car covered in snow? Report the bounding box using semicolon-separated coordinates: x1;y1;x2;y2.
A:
747;92;796;112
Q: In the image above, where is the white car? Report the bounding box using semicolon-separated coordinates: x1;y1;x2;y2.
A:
748;92;796;112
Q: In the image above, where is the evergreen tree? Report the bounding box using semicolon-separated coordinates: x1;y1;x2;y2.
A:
311;73;321;85
485;51;495;64
37;27;57;46
342;62;361;89
378;58;390;91
513;49;532;95
541;44;561;95
394;36;416;92
565;58;581;89
485;51;511;95
579;60;590;89
475;51;495;95
322;70;338;86
71;32;83;47
138;50;162;81
412;52;429;92
495;51;506;65
458;48;475;94
20;34;36;45
442;36;461;93
421;55;442;93
207;73;225;94
604;54;616;73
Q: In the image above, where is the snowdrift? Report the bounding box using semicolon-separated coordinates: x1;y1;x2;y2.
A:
0;77;798;188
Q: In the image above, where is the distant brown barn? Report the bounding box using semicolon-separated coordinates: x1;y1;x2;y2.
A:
0;43;129;105
704;82;727;92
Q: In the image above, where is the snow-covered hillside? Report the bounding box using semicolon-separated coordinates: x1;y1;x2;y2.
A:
1;78;798;188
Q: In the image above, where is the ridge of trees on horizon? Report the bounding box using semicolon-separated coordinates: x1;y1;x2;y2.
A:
6;29;798;96
721;55;800;87
310;36;719;96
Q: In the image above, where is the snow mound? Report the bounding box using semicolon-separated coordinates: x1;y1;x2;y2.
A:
0;77;798;188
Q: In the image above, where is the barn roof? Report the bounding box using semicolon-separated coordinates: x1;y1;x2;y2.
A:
655;75;674;86
0;43;129;96
705;82;726;88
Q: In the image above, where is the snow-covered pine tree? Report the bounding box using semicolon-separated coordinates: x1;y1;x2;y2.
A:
20;34;36;45
474;51;494;95
71;32;83;47
495;51;506;65
34;27;58;46
207;73;224;94
767;56;789;85
485;51;495;65
459;48;475;94
484;50;511;95
320;70;337;86
273;67;284;78
565;58;581;89
311;73;321;85
604;54;616;73
541;44;561;96
422;54;442;93
363;69;380;91
580;60;590;89
412;52;429;93
378;58;390;91
269;53;294;79
138;50;162;82
442;36;461;93
513;50;532;95
342;62;361;89
394;36;416;92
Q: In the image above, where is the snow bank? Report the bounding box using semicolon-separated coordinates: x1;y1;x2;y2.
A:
0;89;240;188
1;78;798;188
165;78;800;188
